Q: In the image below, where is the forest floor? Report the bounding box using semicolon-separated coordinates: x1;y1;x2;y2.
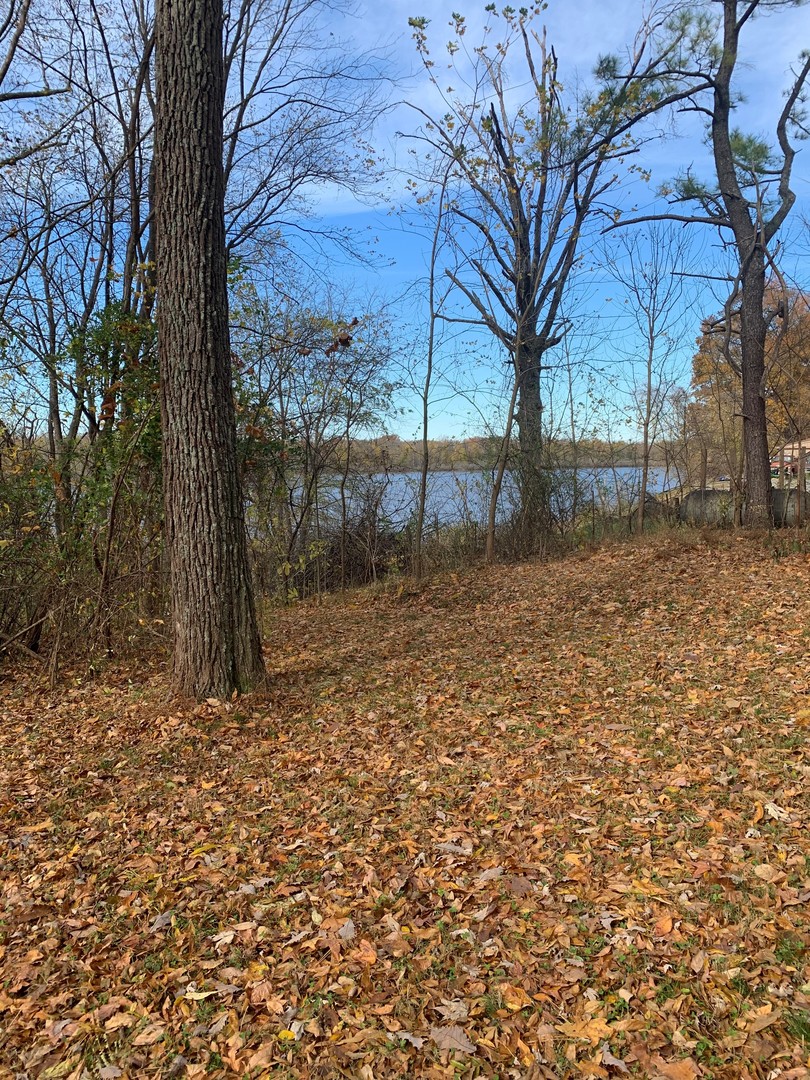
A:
1;531;809;1080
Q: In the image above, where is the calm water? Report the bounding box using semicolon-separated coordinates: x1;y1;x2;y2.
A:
324;467;670;527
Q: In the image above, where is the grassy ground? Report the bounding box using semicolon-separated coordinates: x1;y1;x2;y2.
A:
1;532;809;1079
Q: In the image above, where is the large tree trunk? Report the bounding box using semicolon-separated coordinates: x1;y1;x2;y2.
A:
712;0;773;529
739;254;771;526
514;344;549;551
155;0;265;698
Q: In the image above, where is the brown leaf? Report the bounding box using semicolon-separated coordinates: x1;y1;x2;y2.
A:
747;1005;781;1033
499;983;533;1011
435;999;468;1022
104;1011;136;1031
653;914;673;937
338;918;356;941
429;1025;476;1053
601;1043;630;1073
556;1017;612;1045
753;863;777;881
690;949;707;973
506;875;535;896
352;938;378;966
653;1058;699;1080
247;1044;274;1069
132;1022;166;1046
249;981;285;1013
398;1032;424;1049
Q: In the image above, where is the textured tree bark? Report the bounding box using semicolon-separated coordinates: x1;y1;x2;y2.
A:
514;342;550;553
711;0;773;528
155;0;265;697
738;258;772;527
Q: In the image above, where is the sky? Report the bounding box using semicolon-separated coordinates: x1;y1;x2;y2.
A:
291;0;810;439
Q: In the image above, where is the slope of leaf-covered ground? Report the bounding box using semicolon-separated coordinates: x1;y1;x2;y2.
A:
1;533;809;1080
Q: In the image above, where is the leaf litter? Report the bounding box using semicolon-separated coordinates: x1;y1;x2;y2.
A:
1;534;809;1078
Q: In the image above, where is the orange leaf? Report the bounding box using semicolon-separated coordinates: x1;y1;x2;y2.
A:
653;914;673;937
655;1058;699;1080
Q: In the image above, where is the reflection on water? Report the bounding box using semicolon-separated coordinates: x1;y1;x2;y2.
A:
317;467;671;527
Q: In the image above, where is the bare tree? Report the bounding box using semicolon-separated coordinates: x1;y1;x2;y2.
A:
0;0;72;168
604;223;694;530
407;6;713;553
412;164;455;579
230;281;396;597
221;0;389;260
615;0;810;525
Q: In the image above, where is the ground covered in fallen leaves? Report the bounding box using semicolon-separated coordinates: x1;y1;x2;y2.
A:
1;533;809;1080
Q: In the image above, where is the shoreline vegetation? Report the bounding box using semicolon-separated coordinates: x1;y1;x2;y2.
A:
344;434;665;473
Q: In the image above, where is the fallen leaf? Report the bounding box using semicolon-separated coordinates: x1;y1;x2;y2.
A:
352;939;378;966
506;875;534;896
557;1016;612;1046
398;1031;424;1049
435;999;468;1022
601;1042;629;1073
132;1022;166;1046
19;819;54;833
499;983;533;1011
338;918;356;941
247;1045;274;1068
148;910;173;933
104;1012;136;1031
747;1005;781;1033
654;1058;699;1080
430;1025;476;1053
653;914;673;937
754;863;777;881
690;949;707;973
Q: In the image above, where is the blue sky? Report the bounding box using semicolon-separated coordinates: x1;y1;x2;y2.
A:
292;1;810;439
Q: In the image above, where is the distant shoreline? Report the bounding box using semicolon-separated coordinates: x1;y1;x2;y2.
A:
359;460;659;474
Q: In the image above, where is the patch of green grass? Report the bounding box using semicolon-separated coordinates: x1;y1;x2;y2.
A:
774;935;806;967
196;999;218;1022
605;997;629;1022
655;978;682;1004
785;1009;810;1045
694;1036;724;1067
482;991;504;1018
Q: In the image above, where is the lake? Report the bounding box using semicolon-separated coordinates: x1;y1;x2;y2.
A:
323;467;672;528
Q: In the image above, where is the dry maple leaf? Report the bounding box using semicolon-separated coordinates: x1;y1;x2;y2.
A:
498;983;533;1011
650;1056;700;1080
429;1025;476;1053
338;918;356;941
435;999;468;1022
132;1022;166;1046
